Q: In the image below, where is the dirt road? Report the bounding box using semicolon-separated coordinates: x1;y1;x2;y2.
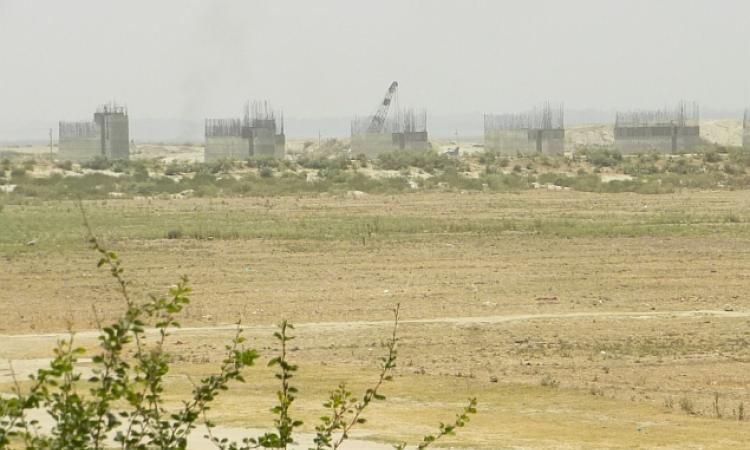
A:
2;308;746;381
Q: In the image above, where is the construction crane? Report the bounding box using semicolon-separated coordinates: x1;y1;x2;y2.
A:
367;81;398;134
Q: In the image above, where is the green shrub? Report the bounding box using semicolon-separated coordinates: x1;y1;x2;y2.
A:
259;166;274;178
10;167;26;178
723;164;745;176
664;157;699;175
703;150;721;163
536;172;563;185
636;151;661;163
132;164;150;182
55;160;73;171
81;156;112;170
111;160;129;173
298;154;350;171
481;173;529;191
728;148;750;167
622;161;660;176
376;149;465;173
581;148;623;168
164;162;183;176
203;159;239;174
354;153;368;166
477;150;501;165
247;156;284;170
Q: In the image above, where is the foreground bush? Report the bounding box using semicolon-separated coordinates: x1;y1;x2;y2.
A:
0;211;476;449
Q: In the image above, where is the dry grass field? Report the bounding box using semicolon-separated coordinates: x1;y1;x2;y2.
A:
2;191;750;448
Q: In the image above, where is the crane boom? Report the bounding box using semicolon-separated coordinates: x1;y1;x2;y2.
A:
367;81;398;133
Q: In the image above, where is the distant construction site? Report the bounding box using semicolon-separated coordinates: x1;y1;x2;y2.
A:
484;103;565;155
351;82;430;156
46;96;747;161
205;101;285;162
58;103;129;161
614;102;700;154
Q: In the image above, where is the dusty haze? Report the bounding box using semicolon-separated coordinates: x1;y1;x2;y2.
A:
1;0;749;140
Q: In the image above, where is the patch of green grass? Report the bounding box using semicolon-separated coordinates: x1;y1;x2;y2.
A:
3;200;750;253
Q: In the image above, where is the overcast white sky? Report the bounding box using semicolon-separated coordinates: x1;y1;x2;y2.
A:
1;0;749;138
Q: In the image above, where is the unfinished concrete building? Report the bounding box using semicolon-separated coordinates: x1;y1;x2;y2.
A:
351;110;429;156
350;81;430;156
58;103;129;161
205;101;285;162
484;103;565;155
743;109;750;150
614;102;700;154
393;109;430;151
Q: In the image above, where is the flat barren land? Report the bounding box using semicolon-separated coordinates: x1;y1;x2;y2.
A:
3;191;750;448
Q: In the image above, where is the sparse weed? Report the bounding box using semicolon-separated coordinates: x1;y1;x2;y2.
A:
166;229;183;239
738;402;745;421
540;374;560;388
54;160;73;171
725;211;741;223
713;392;722;418
679;396;696;415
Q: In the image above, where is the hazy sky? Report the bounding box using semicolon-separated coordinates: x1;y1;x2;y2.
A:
1;0;750;133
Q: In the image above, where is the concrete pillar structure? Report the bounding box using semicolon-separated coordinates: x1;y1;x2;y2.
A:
614;102;700;154
484;103;565;156
204;101;285;162
58;103;129;161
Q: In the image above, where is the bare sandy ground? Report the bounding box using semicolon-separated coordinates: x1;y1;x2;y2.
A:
4;192;750;448
3;307;748;449
2;308;747;350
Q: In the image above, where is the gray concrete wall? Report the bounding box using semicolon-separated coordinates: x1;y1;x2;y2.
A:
205;136;249;162
58;109;129;162
485;129;564;155
532;129;565;155
484;129;531;155
743;127;750;151
102;114;129;160
251;129;285;157
275;134;286;157
59;135;102;161
393;131;430;151
614;126;700;154
615;136;671;154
